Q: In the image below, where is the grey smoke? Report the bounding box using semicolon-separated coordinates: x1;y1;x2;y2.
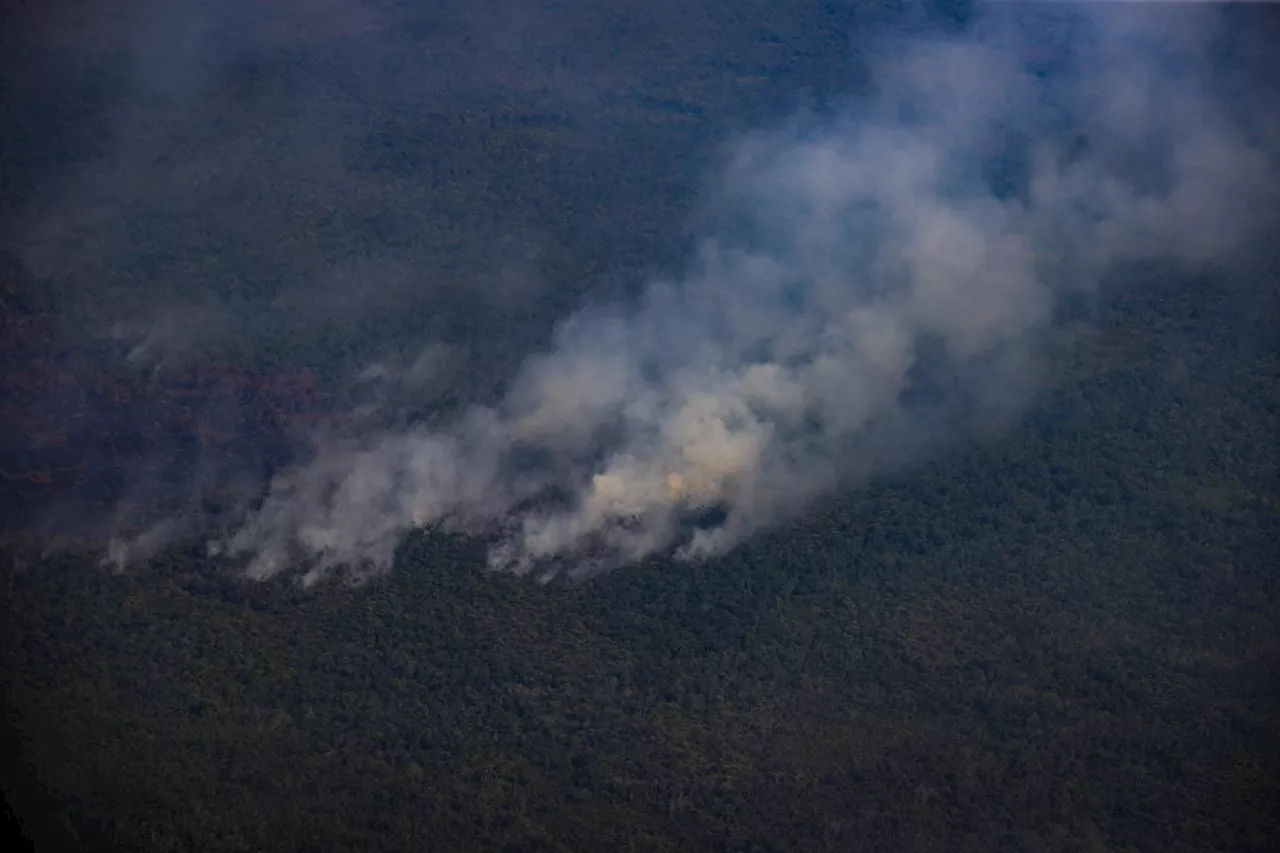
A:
211;4;1278;584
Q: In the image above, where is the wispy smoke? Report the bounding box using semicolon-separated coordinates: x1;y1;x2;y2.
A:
211;4;1278;584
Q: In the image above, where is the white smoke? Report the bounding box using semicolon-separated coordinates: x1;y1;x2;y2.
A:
221;4;1279;584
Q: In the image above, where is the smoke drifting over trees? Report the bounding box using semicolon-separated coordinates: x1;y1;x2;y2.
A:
215;5;1278;583
7;3;1277;583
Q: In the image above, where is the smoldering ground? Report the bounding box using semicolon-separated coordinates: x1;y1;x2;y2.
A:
2;0;740;558
216;3;1280;584
5;3;1278;582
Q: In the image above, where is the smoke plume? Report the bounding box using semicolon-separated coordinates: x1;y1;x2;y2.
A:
215;4;1279;583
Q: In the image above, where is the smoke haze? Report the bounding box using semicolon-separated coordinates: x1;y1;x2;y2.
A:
219;5;1280;583
4;3;1276;583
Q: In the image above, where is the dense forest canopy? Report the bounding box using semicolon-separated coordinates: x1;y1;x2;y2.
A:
2;2;1278;851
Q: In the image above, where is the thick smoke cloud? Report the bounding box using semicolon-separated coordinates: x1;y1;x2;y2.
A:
4;0;693;562
217;5;1280;584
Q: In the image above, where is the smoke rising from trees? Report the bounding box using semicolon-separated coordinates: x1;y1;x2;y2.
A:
213;5;1279;583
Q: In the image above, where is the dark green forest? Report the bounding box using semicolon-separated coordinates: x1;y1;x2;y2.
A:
3;2;1279;851
4;272;1278;852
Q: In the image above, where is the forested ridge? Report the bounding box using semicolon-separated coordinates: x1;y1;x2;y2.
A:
3;271;1277;852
